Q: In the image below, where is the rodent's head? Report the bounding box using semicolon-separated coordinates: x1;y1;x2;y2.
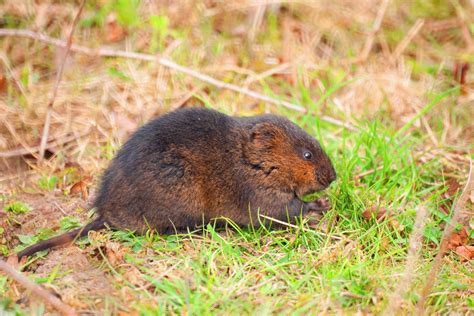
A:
244;117;336;199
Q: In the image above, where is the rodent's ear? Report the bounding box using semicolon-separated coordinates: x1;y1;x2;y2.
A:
250;122;277;146
245;122;282;165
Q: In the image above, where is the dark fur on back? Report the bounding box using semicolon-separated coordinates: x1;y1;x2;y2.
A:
17;108;336;259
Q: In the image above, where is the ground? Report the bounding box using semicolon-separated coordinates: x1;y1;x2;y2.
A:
0;0;473;315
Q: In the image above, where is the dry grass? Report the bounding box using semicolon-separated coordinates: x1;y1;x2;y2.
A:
0;0;473;314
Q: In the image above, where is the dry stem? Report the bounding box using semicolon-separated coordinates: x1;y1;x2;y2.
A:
451;0;474;50
38;0;85;160
0;28;359;132
358;0;391;62
416;158;474;312
258;214;343;240
0;259;77;315
0;131;89;158
383;205;429;315
393;19;425;60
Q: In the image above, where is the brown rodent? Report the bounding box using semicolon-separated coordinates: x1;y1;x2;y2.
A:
17;108;336;259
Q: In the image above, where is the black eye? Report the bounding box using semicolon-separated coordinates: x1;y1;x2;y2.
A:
303;151;313;160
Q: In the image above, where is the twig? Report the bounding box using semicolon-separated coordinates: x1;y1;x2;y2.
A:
243;62;291;86
424;18;459;32
355;166;384;179
416;158;473;312
39;0;85;160
383;205;429;315
247;0;267;43
1;117;39;159
357;0;391;63
394;87;459;138
320;115;359;132
0;259;77;315
0;28;359;131
451;0;474;50
0;170;36;183
340;291;366;299
392;19;425;60
258;214;343;240
0;53;28;98
0;131;89;158
54;201;68;216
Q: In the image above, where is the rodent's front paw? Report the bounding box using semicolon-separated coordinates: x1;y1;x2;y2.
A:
304;198;331;213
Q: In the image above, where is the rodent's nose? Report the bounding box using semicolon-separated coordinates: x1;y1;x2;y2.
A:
328;166;337;184
328;167;337;186
318;165;336;188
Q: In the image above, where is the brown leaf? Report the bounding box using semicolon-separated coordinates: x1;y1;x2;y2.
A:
106;14;126;43
362;206;387;221
447;226;469;250
444;178;461;199
439;205;450;216
69;178;90;200
0;75;6;93
105;241;123;266
453;62;469;94
455;245;474;262
123;265;144;287
380;236;391;250
388;218;405;232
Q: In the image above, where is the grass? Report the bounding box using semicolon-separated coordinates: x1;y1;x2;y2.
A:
5;110;470;314
0;0;473;315
62;118;469;314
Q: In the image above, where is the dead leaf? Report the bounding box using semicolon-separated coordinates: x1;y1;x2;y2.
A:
123;265;144;287
453;62;469;94
105;241;123;266
388;218;405;232
0;75;6;93
106;13;126;43
447;226;468;250
455;245;474;261
444;178;461;199
362;206;387;221
453;62;469;85
439;205;450;216
380;236;391;250
69;179;89;200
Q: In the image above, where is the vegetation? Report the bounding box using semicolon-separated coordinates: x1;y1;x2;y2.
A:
0;0;472;314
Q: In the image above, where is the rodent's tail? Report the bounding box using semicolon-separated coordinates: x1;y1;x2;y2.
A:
16;216;106;260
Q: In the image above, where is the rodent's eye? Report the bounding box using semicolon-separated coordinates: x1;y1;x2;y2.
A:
303;151;313;160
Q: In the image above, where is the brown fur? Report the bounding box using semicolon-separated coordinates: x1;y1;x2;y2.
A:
17;108;336;259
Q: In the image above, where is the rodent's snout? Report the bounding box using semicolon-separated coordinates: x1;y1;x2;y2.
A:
328;165;337;185
317;164;337;188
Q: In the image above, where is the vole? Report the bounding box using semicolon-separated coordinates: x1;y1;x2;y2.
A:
17;108;336;259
